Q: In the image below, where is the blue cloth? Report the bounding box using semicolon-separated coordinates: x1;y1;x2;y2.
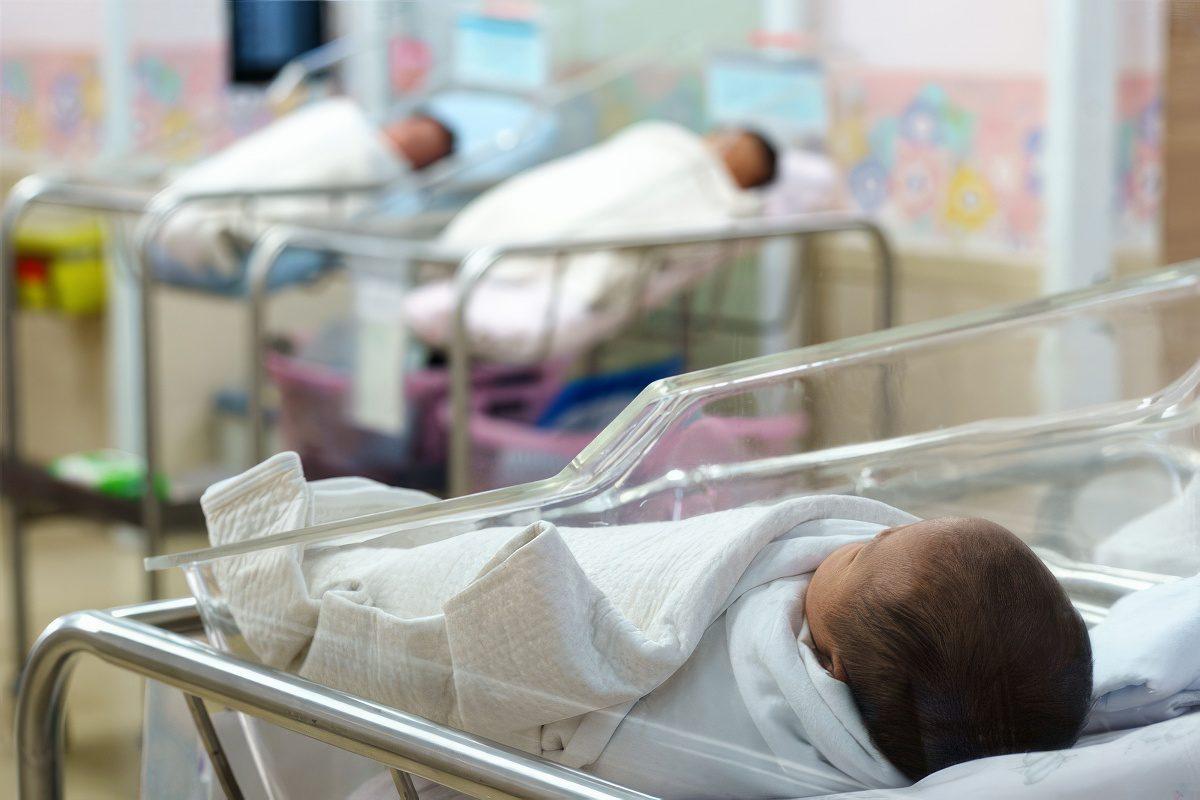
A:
424;90;560;184
150;245;332;296
535;357;684;430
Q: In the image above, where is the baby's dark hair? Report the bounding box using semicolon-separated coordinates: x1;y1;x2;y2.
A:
412;110;457;155
741;128;779;187
828;518;1092;781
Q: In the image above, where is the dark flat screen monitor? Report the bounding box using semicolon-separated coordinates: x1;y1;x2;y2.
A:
229;0;327;84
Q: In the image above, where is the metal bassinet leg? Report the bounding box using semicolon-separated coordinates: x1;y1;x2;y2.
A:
183;693;246;800
392;768;421;799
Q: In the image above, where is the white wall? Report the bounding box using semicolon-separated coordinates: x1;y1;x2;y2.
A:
0;1;105;48
128;0;224;45
1118;0;1166;71
821;0;1047;74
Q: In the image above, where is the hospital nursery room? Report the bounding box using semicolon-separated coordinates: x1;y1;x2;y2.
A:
1;0;1199;797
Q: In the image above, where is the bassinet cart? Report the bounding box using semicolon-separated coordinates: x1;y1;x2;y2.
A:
16;262;1200;799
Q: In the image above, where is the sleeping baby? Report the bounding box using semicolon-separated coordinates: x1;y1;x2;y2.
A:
201;453;1092;799
804;517;1092;783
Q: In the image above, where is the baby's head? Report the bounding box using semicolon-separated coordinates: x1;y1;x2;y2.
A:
704;128;779;189
806;517;1092;781
383;113;456;170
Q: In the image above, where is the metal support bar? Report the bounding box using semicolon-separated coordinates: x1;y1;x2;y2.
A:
135;211;163;601
0;176;157;680
16;599;657;800
391;769;421;800
0;174;392;670
449;214;897;496
242;226;455;463
184;693;246;800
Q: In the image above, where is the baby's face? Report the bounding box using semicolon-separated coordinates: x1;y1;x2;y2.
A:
806;520;947;680
704;130;772;189
384;116;453;170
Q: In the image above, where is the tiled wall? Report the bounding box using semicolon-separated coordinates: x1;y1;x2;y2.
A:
1;2;1166;259
828;69;1162;256
1;50;105;160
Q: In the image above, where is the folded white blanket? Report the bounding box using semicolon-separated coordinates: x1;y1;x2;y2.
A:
157;98;406;274
1093;476;1200;575
1086;572;1200;732
402;242;725;362
202;452;914;795
402;121;760;360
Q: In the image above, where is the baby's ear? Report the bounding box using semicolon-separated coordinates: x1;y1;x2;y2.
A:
830;652;849;683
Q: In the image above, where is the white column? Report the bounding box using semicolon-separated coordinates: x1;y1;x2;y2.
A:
757;0;813;358
100;0;134;161
100;0;143;454
339;1;392;122
1040;0;1120;412
761;0;815;40
1044;0;1118;292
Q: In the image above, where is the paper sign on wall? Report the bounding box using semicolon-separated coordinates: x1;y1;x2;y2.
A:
350;274;409;436
453;14;548;89
706;54;828;137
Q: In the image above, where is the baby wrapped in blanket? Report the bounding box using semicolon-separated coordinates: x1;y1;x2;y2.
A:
401;122;777;362
203;453;1092;798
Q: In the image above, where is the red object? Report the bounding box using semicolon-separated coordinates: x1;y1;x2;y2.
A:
15;255;49;284
389;37;433;93
748;30;815;52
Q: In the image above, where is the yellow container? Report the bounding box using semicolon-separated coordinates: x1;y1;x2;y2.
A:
14;219;107;315
50;255;107;314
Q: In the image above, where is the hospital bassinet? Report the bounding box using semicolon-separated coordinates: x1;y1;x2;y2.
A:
20;263;1200;800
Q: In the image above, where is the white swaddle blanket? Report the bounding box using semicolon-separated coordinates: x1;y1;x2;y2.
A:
402;121;761;361
156;98;406;274
202;452;913;797
1086;572;1200;732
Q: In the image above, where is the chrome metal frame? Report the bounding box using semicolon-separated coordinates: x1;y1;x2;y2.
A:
0;175;395;679
447;213;894;495
15;598;658;800
240;212;895;496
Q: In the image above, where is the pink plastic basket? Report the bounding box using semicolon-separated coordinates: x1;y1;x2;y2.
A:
266;352;570;488
448;400;810;494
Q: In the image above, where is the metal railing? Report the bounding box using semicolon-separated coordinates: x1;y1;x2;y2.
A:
240;212;895;496
0;174;393;675
15;598;657;800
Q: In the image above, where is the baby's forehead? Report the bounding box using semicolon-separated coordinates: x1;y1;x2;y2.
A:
907;516;1017;544
889;517;1024;573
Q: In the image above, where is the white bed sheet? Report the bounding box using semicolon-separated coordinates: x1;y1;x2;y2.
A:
813;710;1200;800
336;710;1200;800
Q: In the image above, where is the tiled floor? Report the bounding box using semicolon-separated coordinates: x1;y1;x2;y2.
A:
0;520;207;799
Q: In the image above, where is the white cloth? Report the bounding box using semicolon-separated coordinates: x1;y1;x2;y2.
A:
402;121;760;361
811;710;1200;800
261;709;1200;800
401;245;724;362
763;149;841;217
1093;476;1200;575
202;452;914;796
1086;572;1200;732
157;98;406;273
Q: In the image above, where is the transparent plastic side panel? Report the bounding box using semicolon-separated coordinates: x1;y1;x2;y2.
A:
172;266;1200;800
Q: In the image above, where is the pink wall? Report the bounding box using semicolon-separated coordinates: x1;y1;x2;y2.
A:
820;0;1164;256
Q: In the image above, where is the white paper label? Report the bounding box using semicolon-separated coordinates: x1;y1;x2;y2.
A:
350;274;409;436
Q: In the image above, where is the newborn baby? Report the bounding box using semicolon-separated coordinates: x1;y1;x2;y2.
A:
402;121;779;361
204;458;1093;798
156;98;457;273
806;517;1093;781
